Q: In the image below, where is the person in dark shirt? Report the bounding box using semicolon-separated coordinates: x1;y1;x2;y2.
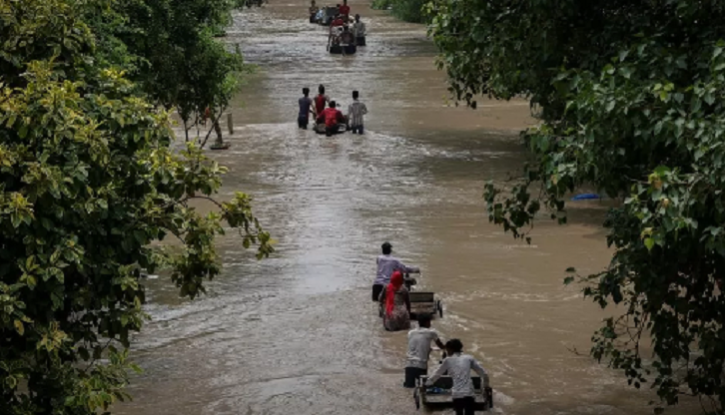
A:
298;87;314;129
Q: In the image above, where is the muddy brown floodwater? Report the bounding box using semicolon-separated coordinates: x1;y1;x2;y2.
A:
116;2;701;415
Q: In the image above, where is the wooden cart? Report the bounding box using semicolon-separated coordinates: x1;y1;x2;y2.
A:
414;376;493;411
378;276;443;319
409;291;443;319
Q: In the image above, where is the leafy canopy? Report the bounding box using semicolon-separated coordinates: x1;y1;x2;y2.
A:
372;0;429;23
430;0;725;412
0;0;271;414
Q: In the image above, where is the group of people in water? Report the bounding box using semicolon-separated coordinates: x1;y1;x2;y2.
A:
297;84;368;136
328;13;366;53
309;0;367;54
303;3;488;413
374;242;490;415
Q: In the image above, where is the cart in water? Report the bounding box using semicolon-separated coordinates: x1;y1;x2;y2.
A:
409;291;443;319
378;275;443;319
315;6;338;25
414;375;493;411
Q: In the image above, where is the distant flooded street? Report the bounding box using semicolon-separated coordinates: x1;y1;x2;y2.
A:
116;2;699;415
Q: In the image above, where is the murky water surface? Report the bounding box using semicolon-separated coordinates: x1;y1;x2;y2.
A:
117;2;699;415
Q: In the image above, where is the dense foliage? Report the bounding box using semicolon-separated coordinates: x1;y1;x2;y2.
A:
100;0;250;139
371;0;427;23
430;0;725;412
0;0;271;414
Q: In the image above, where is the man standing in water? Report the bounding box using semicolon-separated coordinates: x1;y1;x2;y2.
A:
372;242;419;302
352;14;366;45
405;314;445;388
309;0;319;22
347;90;367;134
426;339;490;415
339;0;350;19
314;85;330;116
298;87;314;129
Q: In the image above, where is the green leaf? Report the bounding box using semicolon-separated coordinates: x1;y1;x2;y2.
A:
5;375;17;389
18;125;28;139
14;319;24;336
644;238;655;251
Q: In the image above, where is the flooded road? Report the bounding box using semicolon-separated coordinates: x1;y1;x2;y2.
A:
117;2;699;415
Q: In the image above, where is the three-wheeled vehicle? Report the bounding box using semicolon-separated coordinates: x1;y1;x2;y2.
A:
378;274;444;319
315;6;339;25
414;375;493;411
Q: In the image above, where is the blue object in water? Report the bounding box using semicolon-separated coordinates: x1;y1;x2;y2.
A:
571;193;601;201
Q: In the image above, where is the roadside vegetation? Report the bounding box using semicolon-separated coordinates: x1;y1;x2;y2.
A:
371;0;427;23
429;1;725;413
0;0;271;414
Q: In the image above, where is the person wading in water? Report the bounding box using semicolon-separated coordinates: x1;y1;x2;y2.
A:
298;87;314;129
426;339;490;415
314;85;330;116
347;90;367;134
405;313;445;387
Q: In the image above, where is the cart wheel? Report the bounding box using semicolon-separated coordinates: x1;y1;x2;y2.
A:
437;301;443;318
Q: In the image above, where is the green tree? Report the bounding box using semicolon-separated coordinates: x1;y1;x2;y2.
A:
95;0;250;143
372;0;428;23
430;0;725;412
0;0;272;414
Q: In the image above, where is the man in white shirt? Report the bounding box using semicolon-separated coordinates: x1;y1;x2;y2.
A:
405;314;445;388
373;241;419;301
426;339;490;415
347;90;367;134
352;14;366;38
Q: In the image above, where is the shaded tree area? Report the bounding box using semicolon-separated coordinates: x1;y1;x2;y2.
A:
0;0;272;414
372;0;428;23
430;0;725;413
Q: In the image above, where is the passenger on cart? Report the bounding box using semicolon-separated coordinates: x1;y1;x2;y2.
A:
379;271;411;331
372;242;420;302
426;339;490;415
331;14;345;28
405;314;446;388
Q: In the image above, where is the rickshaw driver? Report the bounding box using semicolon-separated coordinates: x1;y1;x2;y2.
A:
372;242;420;302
